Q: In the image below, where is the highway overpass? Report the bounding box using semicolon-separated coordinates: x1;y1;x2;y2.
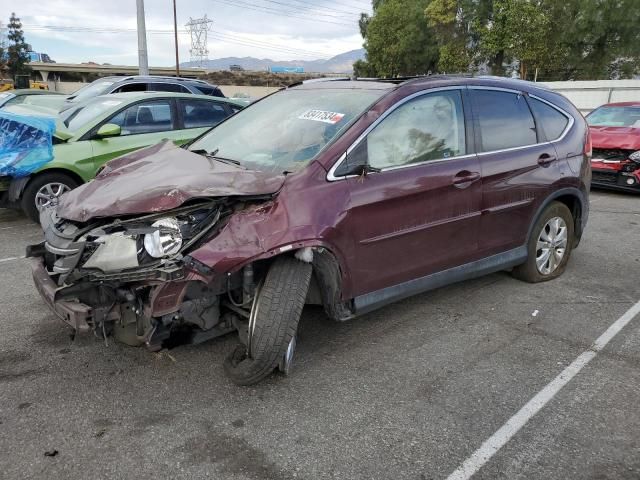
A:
29;62;208;82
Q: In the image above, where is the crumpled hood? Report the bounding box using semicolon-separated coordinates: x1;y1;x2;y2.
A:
56;140;286;222
590;126;640;150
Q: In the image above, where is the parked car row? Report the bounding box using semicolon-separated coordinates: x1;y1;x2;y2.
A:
0;91;245;220
14;75;594;385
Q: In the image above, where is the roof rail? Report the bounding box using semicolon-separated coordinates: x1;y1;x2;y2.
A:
286;77;352;88
303;77;351;83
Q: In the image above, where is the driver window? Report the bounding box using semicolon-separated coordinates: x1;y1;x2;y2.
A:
367;90;466;170
106;100;174;136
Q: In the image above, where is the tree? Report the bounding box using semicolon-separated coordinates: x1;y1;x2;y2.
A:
541;0;640;80
7;12;30;79
358;0;640;80
361;0;439;77
425;0;476;73
474;0;556;79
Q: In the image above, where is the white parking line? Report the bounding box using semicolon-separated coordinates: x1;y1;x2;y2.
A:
0;256;25;263
446;298;640;480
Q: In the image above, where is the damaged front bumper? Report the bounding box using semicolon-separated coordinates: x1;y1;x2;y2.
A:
27;201;248;348
30;256;92;332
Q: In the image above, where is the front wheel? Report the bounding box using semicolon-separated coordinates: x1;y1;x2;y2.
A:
224;256;312;385
512;201;575;283
21;172;79;222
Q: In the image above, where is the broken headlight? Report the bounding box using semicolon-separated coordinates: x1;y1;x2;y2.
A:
143;217;183;258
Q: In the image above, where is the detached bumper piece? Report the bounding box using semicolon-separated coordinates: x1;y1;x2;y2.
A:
30;257;92;333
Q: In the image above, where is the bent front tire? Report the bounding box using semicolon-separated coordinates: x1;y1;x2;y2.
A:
512;201;575;283
224;256;312;386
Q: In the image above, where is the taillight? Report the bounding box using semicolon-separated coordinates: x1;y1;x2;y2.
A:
584;130;592;157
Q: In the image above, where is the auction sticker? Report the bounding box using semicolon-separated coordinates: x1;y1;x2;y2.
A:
299;110;345;124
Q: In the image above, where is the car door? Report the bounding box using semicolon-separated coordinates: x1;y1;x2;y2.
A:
89;98;186;173
175;98;234;143
469;88;560;255
335;88;482;297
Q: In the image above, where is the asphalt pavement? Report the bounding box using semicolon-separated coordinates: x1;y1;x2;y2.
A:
0;190;638;480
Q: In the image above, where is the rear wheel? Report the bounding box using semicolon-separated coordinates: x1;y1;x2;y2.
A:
21;172;79;222
512;201;575;283
224;256;312;386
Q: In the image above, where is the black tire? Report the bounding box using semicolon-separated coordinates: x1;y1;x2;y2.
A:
21;172;79;223
512;201;575;283
224;256;312;386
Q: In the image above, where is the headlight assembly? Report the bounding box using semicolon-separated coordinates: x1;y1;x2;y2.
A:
629;150;640;162
143;218;183;258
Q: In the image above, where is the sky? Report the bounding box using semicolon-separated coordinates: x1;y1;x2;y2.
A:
0;0;371;66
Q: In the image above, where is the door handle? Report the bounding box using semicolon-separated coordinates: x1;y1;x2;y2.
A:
452;171;481;188
538;153;557;167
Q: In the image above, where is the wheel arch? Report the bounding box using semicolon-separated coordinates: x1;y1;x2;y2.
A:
233;241;354;321
10;167;84;201
526;187;587;247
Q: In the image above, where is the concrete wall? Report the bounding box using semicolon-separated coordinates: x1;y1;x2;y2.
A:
541;80;640;114
48;81;280;99
48;81;85;94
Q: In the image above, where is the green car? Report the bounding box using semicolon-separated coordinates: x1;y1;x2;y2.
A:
0;89;66;110
1;92;244;221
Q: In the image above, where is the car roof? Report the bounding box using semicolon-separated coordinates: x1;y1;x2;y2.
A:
10;89;65;96
93;91;245;107
600;101;640;108
105;75;216;87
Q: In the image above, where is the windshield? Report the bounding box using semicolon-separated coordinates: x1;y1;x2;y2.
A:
587;106;640;128
68;79;117;103
63;98;124;132
189;87;386;173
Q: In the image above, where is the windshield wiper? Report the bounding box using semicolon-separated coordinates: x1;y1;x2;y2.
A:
192;148;245;168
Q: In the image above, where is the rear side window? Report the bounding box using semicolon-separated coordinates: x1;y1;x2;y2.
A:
150;82;190;93
194;85;225;97
113;83;148;93
529;98;569;140
180;99;229;128
472;90;537;152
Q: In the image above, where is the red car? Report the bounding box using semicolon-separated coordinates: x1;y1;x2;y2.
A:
587;101;640;192
28;77;591;385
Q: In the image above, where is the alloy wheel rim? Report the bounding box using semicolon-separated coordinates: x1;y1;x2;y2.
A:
536;216;568;275
35;182;70;210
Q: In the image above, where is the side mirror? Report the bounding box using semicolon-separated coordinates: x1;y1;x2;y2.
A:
334;139;379;177
96;123;121;138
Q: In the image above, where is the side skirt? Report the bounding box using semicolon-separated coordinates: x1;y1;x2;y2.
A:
352;246;528;316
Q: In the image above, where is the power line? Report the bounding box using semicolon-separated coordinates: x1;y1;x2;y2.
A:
251;0;361;18
284;0;367;15
210;0;356;26
23;24;334;59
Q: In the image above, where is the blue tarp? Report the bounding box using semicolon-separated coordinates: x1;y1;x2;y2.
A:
0;111;55;178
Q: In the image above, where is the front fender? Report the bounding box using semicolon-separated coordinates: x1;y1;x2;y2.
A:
189;201;354;297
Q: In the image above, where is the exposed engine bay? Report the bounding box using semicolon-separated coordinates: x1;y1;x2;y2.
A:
27;199;270;350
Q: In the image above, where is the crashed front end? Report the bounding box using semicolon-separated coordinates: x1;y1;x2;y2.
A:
591;149;640;192
28;199;257;350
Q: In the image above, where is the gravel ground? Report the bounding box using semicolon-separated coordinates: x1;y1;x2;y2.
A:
0;190;638;480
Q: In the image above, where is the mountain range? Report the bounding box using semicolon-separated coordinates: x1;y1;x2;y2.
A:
180;48;365;73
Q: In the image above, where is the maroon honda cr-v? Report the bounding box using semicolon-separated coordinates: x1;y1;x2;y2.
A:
28;76;591;385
